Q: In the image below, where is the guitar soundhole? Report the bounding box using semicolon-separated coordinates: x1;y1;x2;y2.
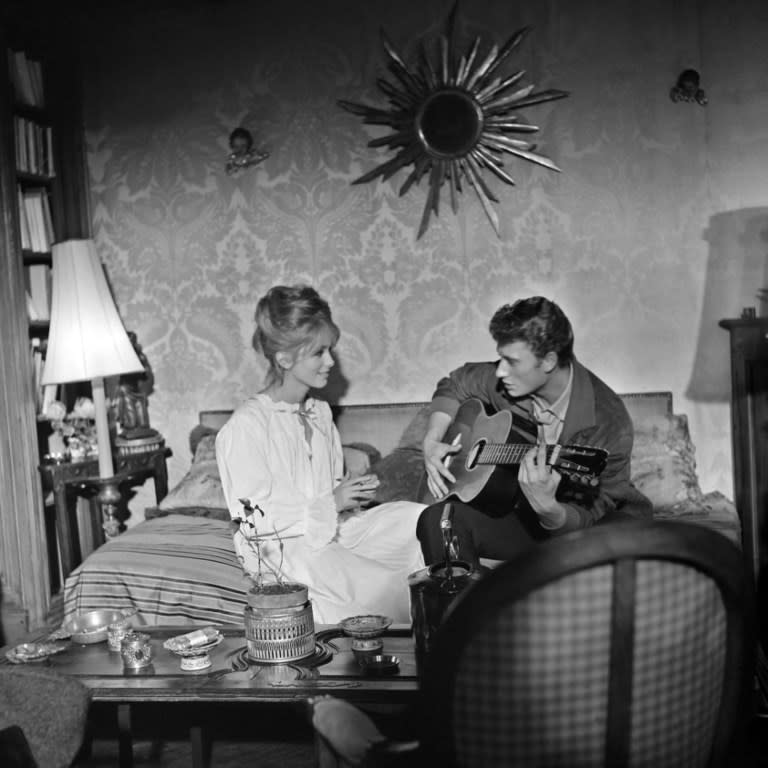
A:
466;440;485;470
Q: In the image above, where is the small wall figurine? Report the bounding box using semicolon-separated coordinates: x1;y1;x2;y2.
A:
226;126;269;176
670;69;708;106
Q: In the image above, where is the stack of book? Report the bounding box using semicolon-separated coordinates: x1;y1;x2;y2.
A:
17;185;54;253
14;116;54;177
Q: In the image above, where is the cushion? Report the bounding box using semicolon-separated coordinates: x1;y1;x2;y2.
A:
153;433;229;520
397;404;431;449
343;442;381;478
630;413;704;513
189;424;218;457
367;404;429;503
653;491;741;546
371;447;425;504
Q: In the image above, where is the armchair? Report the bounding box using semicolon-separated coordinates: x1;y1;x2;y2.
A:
310;520;754;767
0;667;91;768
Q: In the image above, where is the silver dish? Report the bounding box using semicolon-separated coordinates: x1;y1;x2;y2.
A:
63;609;133;644
339;614;393;639
359;654;400;676
6;642;68;664
163;633;224;657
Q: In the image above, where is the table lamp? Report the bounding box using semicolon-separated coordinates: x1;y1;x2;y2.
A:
41;238;144;535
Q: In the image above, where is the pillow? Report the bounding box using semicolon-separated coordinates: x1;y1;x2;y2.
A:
153;434;229;520
371;446;426;504
630;413;704;514
145;505;230;521
190;429;218;462
397;404;431;449
343;442;382;478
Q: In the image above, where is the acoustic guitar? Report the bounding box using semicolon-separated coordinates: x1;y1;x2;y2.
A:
426;398;608;511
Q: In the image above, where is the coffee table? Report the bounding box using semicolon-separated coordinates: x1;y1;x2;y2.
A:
2;624;419;768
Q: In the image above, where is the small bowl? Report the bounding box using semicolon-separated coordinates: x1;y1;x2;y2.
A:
64;609;132;644
339;614;393;639
359;654;400;676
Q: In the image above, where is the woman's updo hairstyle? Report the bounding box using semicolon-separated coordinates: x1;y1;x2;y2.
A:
253;284;340;385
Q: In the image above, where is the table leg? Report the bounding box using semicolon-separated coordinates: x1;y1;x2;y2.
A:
117;703;133;768
190;724;211;768
89;497;105;549
52;480;76;580
152;453;169;503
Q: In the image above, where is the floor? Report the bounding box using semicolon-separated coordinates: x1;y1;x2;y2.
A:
73;739;314;767
71;702;316;767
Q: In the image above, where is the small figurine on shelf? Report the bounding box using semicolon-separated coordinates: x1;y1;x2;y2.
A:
45;397;99;461
112;331;160;441
225;126;269;177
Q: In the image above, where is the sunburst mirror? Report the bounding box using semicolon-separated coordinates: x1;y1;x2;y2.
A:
339;4;569;238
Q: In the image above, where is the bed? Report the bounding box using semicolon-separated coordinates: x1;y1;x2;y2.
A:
62;395;742;627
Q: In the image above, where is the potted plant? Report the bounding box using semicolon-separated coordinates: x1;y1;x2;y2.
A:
233;499;315;663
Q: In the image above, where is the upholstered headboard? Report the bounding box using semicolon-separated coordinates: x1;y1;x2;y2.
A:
173;389;738;543
199;392;674;459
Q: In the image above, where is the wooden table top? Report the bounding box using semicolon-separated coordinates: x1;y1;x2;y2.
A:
2;624;420;707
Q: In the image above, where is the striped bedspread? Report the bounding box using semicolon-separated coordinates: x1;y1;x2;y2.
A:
63;515;250;626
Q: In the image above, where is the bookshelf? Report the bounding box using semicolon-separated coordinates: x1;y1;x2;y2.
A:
0;18;90;633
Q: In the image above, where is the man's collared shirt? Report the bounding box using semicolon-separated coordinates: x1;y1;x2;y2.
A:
530;364;573;444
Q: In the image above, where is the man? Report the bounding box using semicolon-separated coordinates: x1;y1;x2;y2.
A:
417;296;651;567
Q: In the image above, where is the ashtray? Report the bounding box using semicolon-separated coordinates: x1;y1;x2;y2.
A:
163;633;223;671
339;614;393;639
359;654;400;676
5;642;69;664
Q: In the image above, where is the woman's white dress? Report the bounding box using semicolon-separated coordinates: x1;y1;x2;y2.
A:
215;394;426;624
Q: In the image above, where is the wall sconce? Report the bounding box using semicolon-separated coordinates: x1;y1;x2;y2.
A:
226;126;269;176
670;69;707;106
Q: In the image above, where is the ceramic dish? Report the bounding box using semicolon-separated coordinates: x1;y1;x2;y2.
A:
338;614;393;639
163;633;224;671
162;633;224;656
359;654;400;676
63;609;133;644
5;642;69;664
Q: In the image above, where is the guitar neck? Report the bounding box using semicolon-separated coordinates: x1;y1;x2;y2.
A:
475;443;555;466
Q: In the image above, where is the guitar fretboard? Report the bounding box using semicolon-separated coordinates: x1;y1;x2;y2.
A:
476;443;557;466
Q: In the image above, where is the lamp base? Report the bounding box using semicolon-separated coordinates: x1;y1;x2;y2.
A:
87;477;123;539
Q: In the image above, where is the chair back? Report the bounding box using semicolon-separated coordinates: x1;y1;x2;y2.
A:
420;520;754;768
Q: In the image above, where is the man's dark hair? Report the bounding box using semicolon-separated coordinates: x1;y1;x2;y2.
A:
489;296;574;366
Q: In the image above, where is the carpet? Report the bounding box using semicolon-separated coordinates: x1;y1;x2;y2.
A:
74;737;315;767
72;701;317;767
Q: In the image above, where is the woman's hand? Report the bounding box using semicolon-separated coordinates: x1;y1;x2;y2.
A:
334;473;380;512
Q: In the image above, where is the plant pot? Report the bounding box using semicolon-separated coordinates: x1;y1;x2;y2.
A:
244;582;315;663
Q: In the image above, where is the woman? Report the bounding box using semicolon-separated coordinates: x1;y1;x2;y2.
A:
216;285;425;624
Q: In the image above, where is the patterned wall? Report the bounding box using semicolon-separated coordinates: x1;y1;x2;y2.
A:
81;0;768;520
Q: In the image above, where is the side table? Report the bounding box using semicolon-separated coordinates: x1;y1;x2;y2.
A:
39;444;172;582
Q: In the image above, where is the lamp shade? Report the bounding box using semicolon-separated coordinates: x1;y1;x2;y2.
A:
41;239;143;385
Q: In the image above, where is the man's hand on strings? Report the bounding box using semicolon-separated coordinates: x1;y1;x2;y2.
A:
423;434;462;499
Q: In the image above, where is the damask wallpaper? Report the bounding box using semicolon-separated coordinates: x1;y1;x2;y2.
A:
80;0;768;521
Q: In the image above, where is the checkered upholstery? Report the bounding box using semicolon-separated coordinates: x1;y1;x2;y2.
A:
417;520;751;768
452;561;725;767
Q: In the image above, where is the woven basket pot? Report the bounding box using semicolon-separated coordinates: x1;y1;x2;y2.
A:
244;583;315;663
